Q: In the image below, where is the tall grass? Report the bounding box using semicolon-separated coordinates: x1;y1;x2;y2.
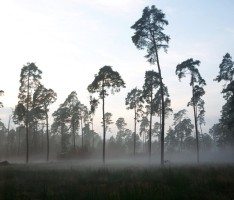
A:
0;164;233;200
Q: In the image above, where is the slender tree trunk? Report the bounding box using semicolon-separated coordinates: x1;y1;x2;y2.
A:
92;119;94;148
192;85;200;163
149;89;153;160
72;120;76;150
26;73;30;164
6;115;11;158
102;86;106;164
134;106;137;156
46;111;49;162
153;41;165;166
18;127;21;156
81;118;83;147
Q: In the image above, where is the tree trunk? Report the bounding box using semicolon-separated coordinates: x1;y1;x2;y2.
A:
149;89;153;160
192;85;200;163
17;127;21;156
26;73;30;164
154;47;165;166
92;119;94;148
72;120;76;150
81;118;83;147
134;106;137;156
6;115;11;158
102;87;106;164
46;111;49;162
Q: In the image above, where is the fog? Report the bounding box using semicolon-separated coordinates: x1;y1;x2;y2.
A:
2;148;233;170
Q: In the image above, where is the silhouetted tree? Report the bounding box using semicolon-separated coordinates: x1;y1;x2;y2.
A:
79;104;89;147
88;65;125;164
165;127;178;153
101;112;113;133
140;115;149;153
89;96;99;148
214;53;234;146
115;117;127;149
63;91;80;149
52;101;70;153
33;85;57;161
200;133;213;151
131;5;170;165
125;88;143;156
16;62;42;163
176;59;206;163
142;70;160;159
153;86;173;127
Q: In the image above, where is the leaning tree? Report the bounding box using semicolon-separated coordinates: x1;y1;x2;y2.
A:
176;58;206;163
125;87;143;156
131;5;170;165
87;66;125;164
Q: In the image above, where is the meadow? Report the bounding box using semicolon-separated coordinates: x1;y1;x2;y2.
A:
0;161;234;200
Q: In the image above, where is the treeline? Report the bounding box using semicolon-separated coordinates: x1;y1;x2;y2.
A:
0;5;233;164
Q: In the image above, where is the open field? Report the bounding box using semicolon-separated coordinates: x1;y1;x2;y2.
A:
0;162;234;200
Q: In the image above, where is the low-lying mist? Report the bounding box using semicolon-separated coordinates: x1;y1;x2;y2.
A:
3;148;234;170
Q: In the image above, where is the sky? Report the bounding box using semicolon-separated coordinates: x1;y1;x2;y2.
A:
0;0;233;137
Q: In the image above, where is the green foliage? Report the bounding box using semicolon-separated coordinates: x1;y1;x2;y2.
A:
89;96;99;115
131;5;170;164
172;109;194;151
131;5;170;64
214;53;234;146
87;66;126;97
88;66;125;163
125;87;143;117
215;53;234;83
14;63;42;125
115;117;127;131
33;84;57;119
101;112;113;132
139;116;149;137
176;58;206;162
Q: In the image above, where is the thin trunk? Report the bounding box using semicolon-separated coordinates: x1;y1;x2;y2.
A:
18;127;21;156
72;120;76;150
26;73;30;164
92;119;94;148
134;106;136;156
156;49;165;166
6;115;11;158
46;110;49;162
152;39;165;166
102;84;106;164
192;84;200;163
81;118;83;147
149;88;153;160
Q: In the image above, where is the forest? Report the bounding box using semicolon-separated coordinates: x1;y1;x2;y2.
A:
0;5;233;166
0;3;234;200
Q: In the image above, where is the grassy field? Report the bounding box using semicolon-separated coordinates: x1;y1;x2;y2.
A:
0;163;234;200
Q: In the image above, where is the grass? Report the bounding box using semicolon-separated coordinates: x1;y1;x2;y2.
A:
0;163;234;200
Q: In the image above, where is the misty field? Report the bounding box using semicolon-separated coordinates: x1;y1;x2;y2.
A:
0;163;234;200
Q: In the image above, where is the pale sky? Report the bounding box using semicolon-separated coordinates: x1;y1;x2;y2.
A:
0;0;233;137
